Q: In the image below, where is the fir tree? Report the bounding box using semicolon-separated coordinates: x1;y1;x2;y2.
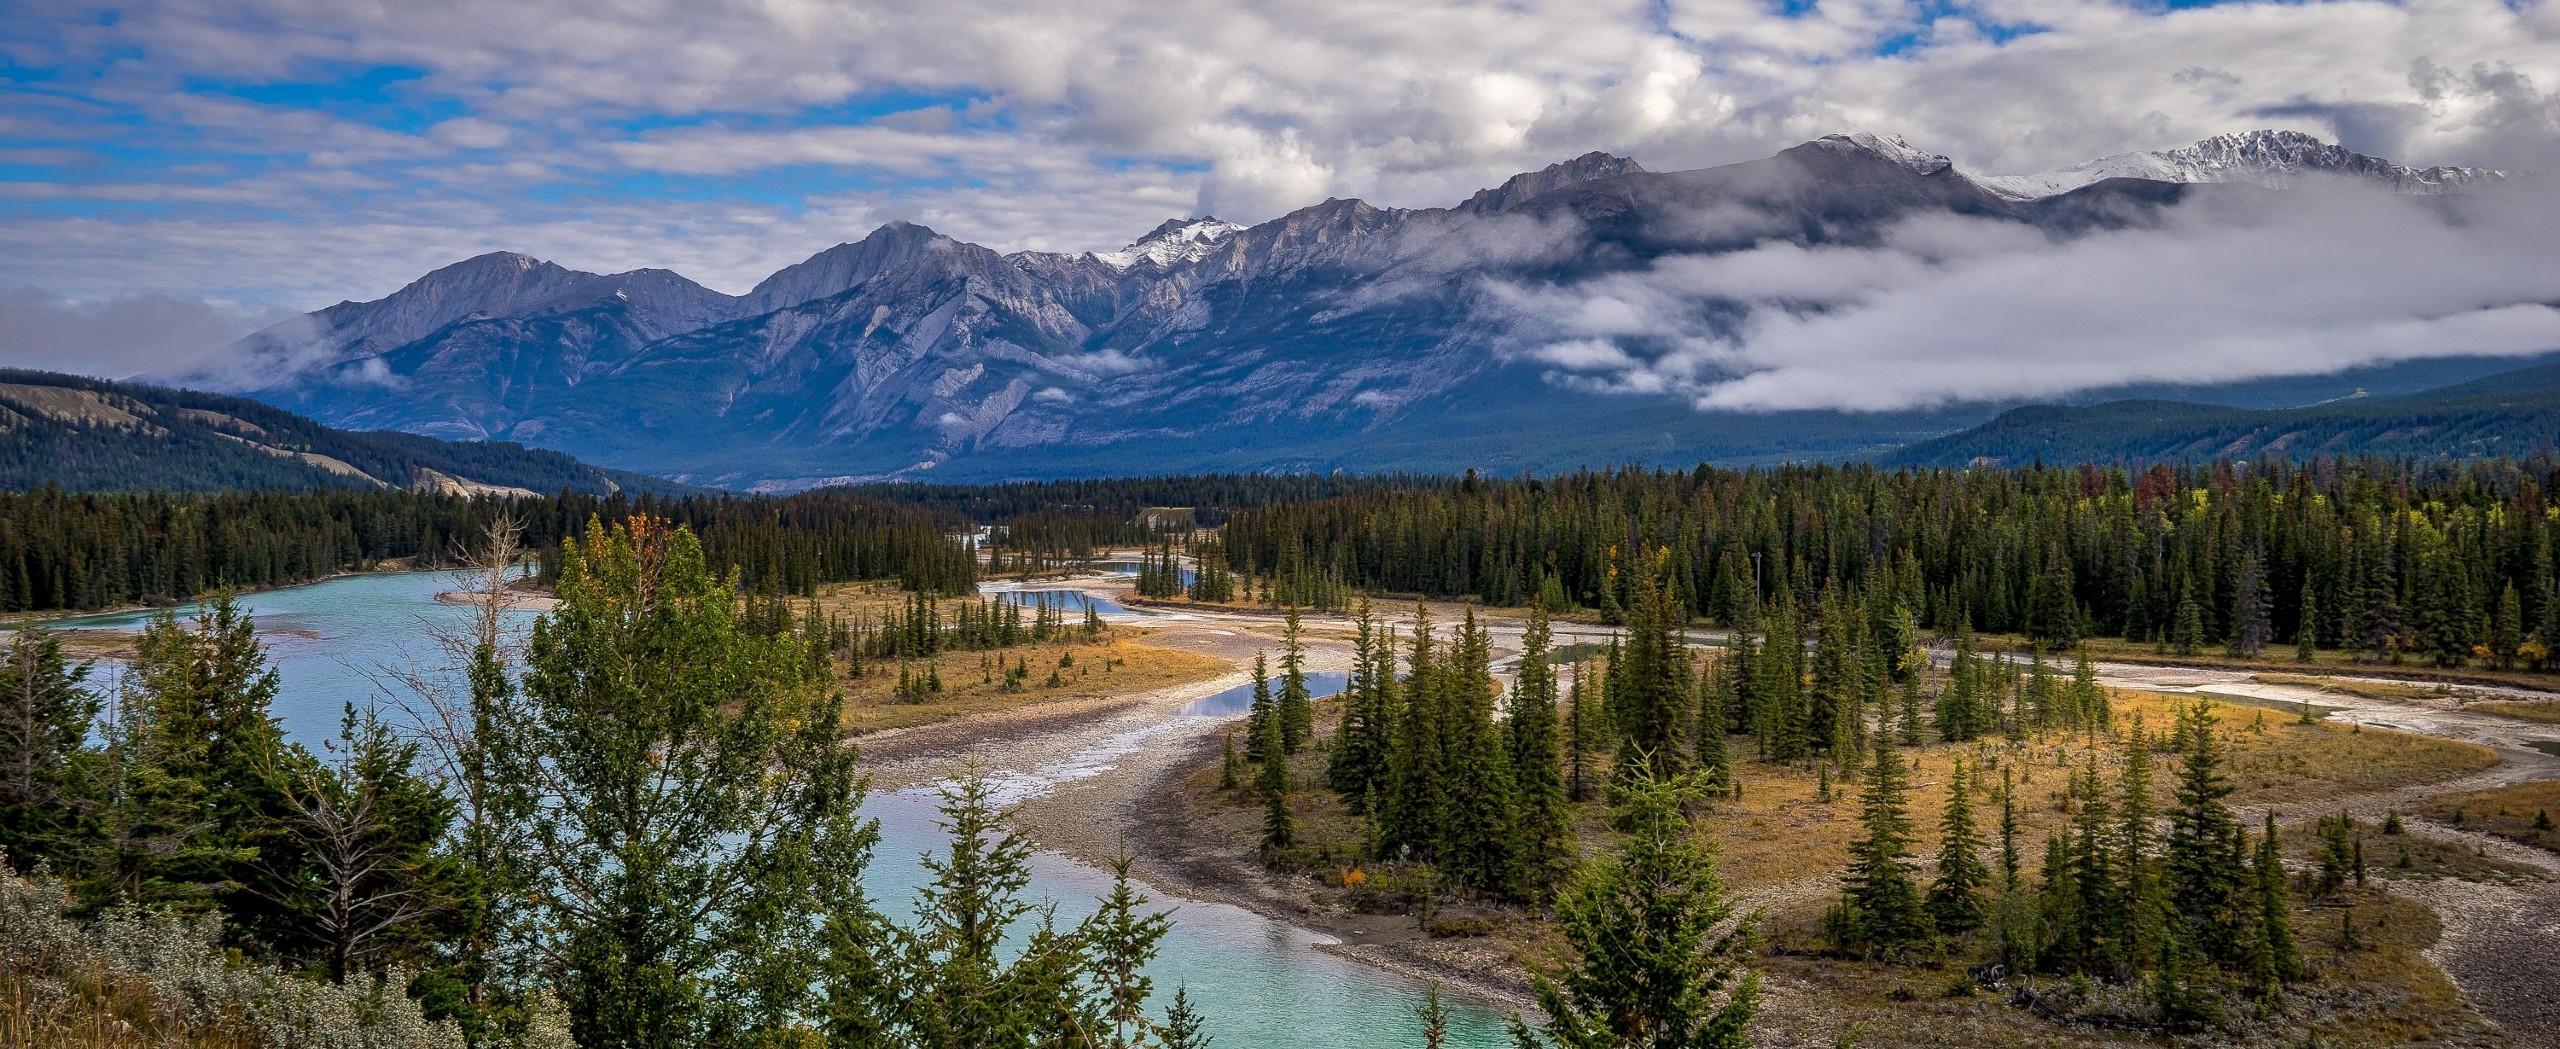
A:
2246;812;2300;1000
1245;652;1278;768
1507;604;1574;898
0;626;101;871
1839;746;1932;957
1928;758;1993;936
1278;610;1313;754
1258;682;1294;852
1612;565;1694;784
1439;609;1516;894
1510;768;1759;1049
2164;701;2247;964
485;517;875;1047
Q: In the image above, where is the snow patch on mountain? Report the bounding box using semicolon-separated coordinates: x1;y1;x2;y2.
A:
1813;133;1957;177
1090;217;1245;270
1977;129;2504;200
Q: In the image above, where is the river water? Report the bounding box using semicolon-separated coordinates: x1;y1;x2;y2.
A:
49;572;1512;1047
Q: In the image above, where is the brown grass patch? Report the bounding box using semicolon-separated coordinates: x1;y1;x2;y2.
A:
2249;673;2445;703
836;631;1227;733
2467;699;2560;724
2419;780;2560;854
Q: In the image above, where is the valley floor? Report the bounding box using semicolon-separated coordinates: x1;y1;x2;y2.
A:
870;588;2560;1048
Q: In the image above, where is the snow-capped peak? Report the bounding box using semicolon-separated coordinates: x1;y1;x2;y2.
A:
1975;129;2504;200
1090;217;1245;270
1816;132;1956;176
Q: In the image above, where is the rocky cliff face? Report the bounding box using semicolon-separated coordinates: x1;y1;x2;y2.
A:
170;131;2509;487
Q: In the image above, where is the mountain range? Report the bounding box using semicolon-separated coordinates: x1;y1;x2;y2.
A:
165;130;2529;488
0;369;678;494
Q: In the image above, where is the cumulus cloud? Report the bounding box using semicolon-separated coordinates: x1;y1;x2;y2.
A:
0;0;2556;325
1496;179;2560;412
0;287;293;378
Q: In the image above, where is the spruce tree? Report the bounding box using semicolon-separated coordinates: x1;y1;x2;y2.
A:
1278;610;1313;754
1565;664;1600;804
2246;811;2300;999
2164;701;2247;964
1612;567;1694;784
1162;985;1213;1049
1927;758;1992;936
128;593;294;936
1245;652;1278;768
1840;746;1932;956
2229;549;2272;659
1439;609;1516;894
2113;723;2165;972
2295;583;2321;663
1259;679;1294;853
0;626;101;872
486;517;875;1047
1380;604;1445;861
1329;601;1387;803
1510;768;1758;1049
1507;604;1574;898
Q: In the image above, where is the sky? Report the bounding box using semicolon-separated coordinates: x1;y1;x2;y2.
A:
1;0;2557;380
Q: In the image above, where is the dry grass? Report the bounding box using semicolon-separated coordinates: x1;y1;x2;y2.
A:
2249;673;2446;703
2466;699;2560;724
1951;632;2560;692
1183;684;2509;1047
2419;781;2560;854
836;631;1227;733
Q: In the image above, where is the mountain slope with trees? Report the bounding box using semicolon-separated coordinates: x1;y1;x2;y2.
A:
0;369;682;495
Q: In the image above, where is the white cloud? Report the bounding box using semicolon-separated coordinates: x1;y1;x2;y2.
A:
0;287;294;378
1497;178;2560;412
0;0;2553;336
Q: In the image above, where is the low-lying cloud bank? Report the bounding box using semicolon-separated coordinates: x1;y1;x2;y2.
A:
1494;178;2560;412
0;288;291;380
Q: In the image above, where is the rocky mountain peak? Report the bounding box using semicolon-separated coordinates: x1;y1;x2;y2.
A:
744;221;953;314
1090;217;1245;270
1978;129;2505;199
1801;133;1957;177
1459;151;1645;213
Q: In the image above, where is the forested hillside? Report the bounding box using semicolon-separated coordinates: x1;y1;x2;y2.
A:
0;488;975;613
1890;362;2560;467
1219;458;2560;671
0;369;680;494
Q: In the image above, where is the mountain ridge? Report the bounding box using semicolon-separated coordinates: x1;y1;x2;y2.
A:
163;130;2527;488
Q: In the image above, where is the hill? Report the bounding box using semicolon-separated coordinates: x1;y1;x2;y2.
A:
1885;361;2560;467
0;369;683;494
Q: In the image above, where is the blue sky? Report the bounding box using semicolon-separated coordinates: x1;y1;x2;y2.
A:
1;0;2556;376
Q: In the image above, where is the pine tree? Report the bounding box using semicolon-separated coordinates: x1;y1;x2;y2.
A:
2246;812;2300;1000
1329;600;1388;803
127;593;293;936
1245;652;1278;767
2113;723;2165;972
1380;604;1445;861
2164;701;2247;965
1928;758;1993;936
1840;746;1932;957
485;517;875;1047
2228;549;2272;659
1612;566;1694;784
1439;609;1516;894
2296;583;2321;663
1258;676;1294;853
1278;610;1313;754
1507;604;1574;898
0;626;101;871
1162;985;1213;1049
1510;768;1758;1049
1565;664;1601;804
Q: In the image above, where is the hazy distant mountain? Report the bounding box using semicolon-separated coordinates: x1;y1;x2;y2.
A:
1972;129;2504;199
0;369;677;494
1886;359;2560;467
165;131;2528;488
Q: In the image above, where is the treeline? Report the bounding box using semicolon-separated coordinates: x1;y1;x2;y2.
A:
1223;458;2560;671
0;487;975;614
867;474;1445;569
0;518;1200;1048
